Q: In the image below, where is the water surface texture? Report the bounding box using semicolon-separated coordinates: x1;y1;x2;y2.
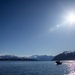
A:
0;61;75;75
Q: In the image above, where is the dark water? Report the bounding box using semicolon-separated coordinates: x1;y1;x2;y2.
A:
0;61;75;75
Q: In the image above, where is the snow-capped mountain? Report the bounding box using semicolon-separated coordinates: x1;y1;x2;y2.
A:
30;55;54;61
62;50;75;54
52;50;75;60
0;55;37;61
0;55;54;61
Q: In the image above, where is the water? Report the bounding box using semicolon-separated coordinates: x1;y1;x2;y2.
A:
0;61;75;75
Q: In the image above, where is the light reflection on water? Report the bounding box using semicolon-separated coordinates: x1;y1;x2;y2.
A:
64;61;75;75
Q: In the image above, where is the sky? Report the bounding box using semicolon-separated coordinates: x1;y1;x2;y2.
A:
0;0;75;56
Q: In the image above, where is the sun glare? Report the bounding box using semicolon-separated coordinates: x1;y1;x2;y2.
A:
66;12;75;24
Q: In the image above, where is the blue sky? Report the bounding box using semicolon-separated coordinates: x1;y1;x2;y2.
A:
1;0;75;56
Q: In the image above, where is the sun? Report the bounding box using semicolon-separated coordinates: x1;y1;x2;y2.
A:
66;12;75;24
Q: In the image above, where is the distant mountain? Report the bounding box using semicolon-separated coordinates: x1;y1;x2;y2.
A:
0;55;54;61
52;50;75;60
30;55;54;61
0;55;37;61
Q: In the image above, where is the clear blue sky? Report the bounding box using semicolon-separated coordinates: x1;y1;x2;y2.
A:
0;0;75;56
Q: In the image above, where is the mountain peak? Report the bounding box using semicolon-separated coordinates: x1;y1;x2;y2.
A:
52;50;75;60
61;50;75;56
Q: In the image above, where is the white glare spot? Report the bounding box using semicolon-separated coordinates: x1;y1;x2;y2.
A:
56;25;60;28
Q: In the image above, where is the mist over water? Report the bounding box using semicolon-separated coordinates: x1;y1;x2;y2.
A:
0;61;75;75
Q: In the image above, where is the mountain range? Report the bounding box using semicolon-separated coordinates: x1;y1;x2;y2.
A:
0;55;54;61
1;50;75;61
0;55;37;61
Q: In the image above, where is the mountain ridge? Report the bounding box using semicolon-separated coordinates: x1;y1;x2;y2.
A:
0;55;54;61
52;50;75;60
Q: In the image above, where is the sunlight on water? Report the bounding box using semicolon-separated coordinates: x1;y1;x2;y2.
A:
65;72;75;75
64;61;75;75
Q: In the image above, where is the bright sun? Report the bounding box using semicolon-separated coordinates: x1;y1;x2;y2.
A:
66;12;75;24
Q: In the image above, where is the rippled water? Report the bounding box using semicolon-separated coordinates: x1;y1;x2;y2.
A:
0;61;75;75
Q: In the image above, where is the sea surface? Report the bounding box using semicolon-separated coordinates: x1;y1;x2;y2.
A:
0;61;75;75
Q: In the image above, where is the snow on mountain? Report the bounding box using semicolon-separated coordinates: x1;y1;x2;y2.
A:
52;50;75;60
62;50;75;54
0;55;37;61
0;55;54;61
30;55;54;61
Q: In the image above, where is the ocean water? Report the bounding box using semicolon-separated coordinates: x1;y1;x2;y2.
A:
0;61;75;75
